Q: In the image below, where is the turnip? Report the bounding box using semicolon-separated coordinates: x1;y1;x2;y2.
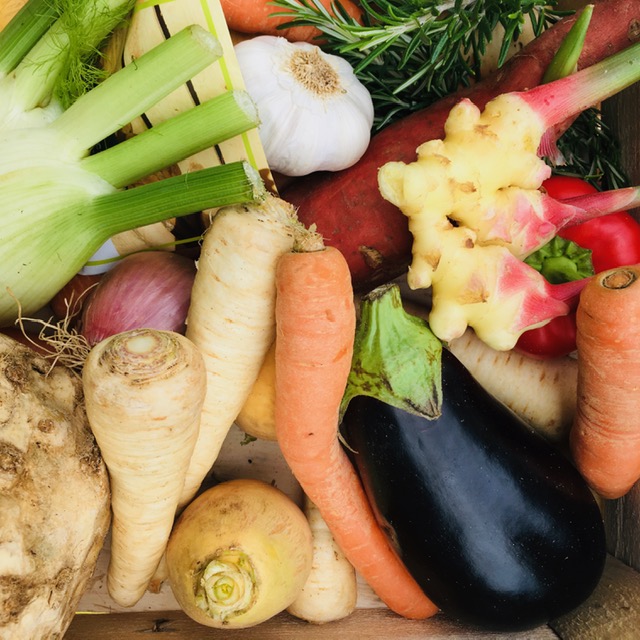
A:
165;478;313;629
82;328;207;608
235;341;277;441
0;334;110;639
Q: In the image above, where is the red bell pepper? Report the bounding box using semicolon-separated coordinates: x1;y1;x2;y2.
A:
516;176;640;359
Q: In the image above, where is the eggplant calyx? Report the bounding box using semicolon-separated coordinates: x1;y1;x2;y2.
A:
340;283;442;421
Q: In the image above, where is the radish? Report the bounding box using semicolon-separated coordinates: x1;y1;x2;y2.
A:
82;328;207;607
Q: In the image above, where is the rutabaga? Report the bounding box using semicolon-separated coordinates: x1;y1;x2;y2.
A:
0;4;265;327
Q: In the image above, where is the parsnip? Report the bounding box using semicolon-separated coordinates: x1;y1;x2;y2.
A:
404;300;578;442
82;329;206;608
0;334;110;640
287;496;358;624
447;330;578;443
179;194;298;506
166;478;313;629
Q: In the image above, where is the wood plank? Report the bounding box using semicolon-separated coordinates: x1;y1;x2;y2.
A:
0;0;27;30
64;609;559;640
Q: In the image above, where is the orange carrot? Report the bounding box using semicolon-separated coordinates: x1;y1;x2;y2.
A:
570;265;640;499
221;0;362;43
274;237;438;620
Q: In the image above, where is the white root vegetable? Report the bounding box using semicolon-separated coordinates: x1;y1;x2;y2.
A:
287;496;358;624
82;328;206;608
400;299;578;442
166;478;313;629
0;334;110;640
447;328;578;443
179;194;298;506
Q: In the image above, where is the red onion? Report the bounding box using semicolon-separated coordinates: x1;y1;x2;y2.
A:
79;251;196;346
50;273;103;323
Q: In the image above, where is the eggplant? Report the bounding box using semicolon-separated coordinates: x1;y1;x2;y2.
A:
340;284;606;632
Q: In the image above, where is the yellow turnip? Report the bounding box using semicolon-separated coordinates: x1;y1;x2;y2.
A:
165;478;313;629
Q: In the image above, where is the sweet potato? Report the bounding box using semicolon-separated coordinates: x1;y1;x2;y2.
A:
283;0;640;290
0;335;111;640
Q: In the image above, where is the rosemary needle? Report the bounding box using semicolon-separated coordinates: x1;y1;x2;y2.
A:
270;0;628;189
270;0;566;130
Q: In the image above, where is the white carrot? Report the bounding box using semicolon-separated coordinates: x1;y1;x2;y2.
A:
287;495;358;624
82;328;206;607
179;193;298;507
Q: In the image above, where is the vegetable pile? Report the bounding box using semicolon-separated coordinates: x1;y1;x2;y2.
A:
0;0;264;325
4;0;640;637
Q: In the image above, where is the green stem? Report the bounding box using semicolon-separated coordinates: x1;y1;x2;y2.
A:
51;24;223;156
525;236;593;284
0;0;58;76
340;283;443;421
525;39;640;129
542;4;592;84
7;0;136;111
82;90;260;188
88;161;265;238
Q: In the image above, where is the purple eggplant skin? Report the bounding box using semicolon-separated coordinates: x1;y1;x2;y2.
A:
342;349;606;632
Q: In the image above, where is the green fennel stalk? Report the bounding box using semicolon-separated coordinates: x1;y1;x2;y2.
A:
0;5;264;325
0;0;137;127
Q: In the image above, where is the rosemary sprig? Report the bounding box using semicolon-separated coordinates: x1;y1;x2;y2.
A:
271;0;566;129
552;108;630;190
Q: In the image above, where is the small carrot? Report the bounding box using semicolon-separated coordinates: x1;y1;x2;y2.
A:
222;0;362;43
570;265;640;499
274;233;437;620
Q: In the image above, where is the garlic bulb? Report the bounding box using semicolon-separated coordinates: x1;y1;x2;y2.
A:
234;35;374;177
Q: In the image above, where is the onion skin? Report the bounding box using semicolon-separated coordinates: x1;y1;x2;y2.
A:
50;273;103;322
80;251;196;346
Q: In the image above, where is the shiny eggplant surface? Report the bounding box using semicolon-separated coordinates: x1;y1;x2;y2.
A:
342;349;606;632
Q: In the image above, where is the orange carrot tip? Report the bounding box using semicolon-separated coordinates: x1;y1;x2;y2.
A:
570;265;640;499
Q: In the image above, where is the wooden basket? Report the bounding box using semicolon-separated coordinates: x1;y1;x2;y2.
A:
3;0;640;637
64;74;640;640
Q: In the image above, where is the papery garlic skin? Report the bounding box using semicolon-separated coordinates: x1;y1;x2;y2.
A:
235;35;374;177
